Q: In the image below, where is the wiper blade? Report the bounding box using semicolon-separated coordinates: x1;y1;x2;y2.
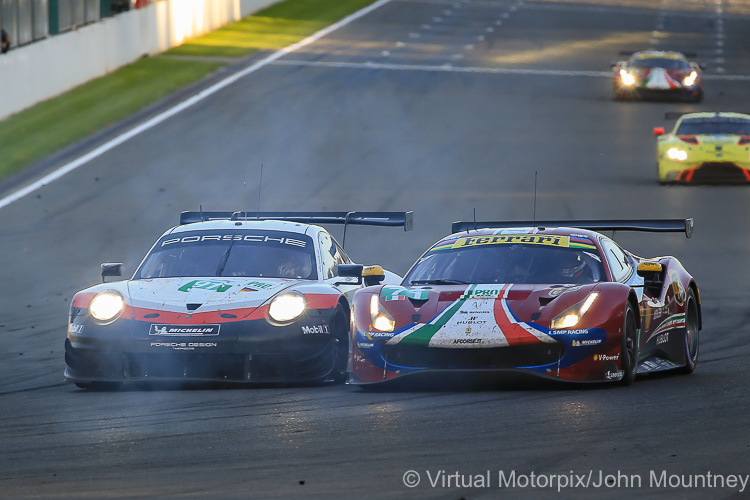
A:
410;279;469;285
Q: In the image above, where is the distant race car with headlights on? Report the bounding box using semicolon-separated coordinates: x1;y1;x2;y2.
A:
349;219;700;386
654;111;750;183
612;51;703;102
65;211;413;389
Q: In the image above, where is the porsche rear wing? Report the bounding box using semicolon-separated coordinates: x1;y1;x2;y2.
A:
451;219;694;238
180;210;414;230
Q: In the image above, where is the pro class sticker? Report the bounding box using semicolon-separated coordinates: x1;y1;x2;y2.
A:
149;324;220;336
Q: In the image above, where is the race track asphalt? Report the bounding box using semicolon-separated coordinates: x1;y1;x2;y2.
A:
1;0;750;498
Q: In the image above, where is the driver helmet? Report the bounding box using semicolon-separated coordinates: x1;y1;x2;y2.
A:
555;251;586;279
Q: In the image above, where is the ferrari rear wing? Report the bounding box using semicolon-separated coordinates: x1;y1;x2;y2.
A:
451;219;694;238
180;210;414;230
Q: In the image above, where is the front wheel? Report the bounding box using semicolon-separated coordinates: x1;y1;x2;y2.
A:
620;303;638;385
326;305;350;384
681;289;700;374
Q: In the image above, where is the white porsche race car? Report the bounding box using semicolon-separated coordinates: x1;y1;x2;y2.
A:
65;211;412;388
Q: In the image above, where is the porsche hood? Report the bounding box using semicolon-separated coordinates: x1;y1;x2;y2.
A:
122;277;299;313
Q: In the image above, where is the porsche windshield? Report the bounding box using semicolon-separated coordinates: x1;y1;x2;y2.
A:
676;118;750;136
403;238;606;285
134;230;317;280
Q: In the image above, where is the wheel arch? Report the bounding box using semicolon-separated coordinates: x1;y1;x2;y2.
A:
688;281;702;330
627;289;641;329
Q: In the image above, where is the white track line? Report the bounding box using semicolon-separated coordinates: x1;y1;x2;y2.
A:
273;59;750;81
0;0;393;211
274;59;612;77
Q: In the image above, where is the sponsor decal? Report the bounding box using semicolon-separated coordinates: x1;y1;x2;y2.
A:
453;338;483;345
68;324;84;334
550;329;590;335
149;324;220;336
381;286;430;302
460;286;502;299
568;236;597;250
455;316;488;326
178;280;232;293
240;280;277;292
357;342;375;349
656;332;669;345
669;270;687;305
647;313;684;342
571;338;602;346
301;325;330;335
366;331;395;339
594;354;620;361
452;234;570;250
605;370;623;380
161;234;307;248
150;341;218;350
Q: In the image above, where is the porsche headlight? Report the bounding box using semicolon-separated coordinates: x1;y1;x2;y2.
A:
550;292;599;329
89;290;125;322
683;71;697;87
619;69;635;86
268;292;307;323
370;294;395;332
667;147;688;161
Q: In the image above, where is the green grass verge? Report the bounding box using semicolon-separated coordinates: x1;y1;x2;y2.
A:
0;0;377;182
166;0;377;57
0;58;221;179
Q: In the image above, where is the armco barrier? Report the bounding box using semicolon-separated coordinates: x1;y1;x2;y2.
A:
0;0;277;121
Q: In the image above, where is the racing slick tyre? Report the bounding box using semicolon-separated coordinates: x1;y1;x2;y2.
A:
326;304;350;384
680;289;700;374
620;303;638;386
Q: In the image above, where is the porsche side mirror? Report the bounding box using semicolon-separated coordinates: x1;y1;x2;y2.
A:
653;127;665;136
101;262;123;282
334;264;363;286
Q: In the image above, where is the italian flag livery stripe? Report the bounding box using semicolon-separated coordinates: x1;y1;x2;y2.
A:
387;285;556;348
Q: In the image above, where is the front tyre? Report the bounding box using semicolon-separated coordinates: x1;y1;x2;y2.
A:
326;305;350;384
681;289;700;374
620;303;638;385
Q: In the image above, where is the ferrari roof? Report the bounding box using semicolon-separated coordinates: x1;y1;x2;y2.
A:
631;50;687;60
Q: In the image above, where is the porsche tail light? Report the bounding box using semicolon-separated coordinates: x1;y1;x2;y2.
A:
677;135;699;144
738;136;750;146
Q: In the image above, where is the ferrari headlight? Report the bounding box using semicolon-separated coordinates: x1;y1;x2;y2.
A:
550;292;599;329
370;294;395;332
268;292;307;323
667;147;688;161
683;71;697;87
89;290;125;322
619;69;635;86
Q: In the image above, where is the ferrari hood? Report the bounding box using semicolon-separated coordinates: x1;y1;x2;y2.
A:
125;277;297;313
381;283;595;348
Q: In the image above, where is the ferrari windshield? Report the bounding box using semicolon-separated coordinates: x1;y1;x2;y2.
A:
676;118;750;136
134;230;317;280
403;236;606;285
630;58;689;70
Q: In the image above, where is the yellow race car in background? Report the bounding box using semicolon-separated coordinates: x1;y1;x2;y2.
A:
653;112;750;183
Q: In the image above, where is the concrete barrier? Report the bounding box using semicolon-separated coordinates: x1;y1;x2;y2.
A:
0;0;278;121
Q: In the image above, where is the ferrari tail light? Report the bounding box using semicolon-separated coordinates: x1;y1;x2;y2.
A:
738;136;750;146
677;135;699;144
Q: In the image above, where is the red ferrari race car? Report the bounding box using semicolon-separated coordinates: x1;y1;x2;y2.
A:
612;51;703;102
349;220;700;386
